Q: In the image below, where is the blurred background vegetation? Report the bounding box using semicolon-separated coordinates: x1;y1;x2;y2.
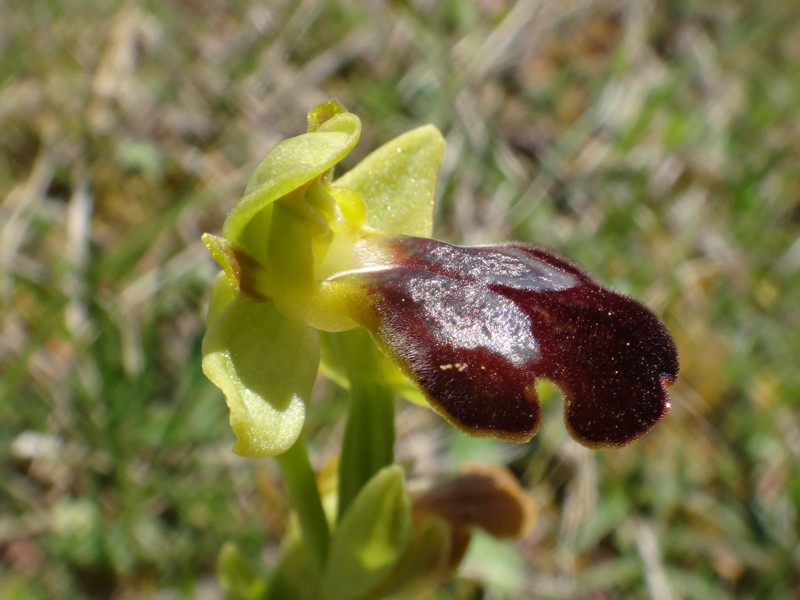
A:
2;0;799;598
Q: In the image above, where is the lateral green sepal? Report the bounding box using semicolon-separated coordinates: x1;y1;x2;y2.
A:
202;297;319;456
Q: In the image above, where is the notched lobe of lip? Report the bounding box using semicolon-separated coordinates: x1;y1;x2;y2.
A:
360;236;679;447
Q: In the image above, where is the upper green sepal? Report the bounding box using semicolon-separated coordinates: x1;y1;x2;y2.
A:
222;102;361;246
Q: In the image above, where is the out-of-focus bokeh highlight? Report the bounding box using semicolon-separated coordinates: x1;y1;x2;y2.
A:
2;0;798;597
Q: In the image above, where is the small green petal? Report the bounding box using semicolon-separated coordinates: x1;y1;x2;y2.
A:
202;233;270;301
223;111;361;245
334;124;445;237
202;297;319;457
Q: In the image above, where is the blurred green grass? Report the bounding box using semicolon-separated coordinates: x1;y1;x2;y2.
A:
1;0;799;598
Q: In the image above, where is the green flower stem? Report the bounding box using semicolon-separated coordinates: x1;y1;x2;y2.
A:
275;439;330;575
333;329;396;522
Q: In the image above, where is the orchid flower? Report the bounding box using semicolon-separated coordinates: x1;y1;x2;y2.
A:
201;99;679;457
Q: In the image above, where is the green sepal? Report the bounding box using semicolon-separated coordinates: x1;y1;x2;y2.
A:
334;124;445;238
207;271;236;327
321;466;412;600
223;110;361;245
202;297;319;456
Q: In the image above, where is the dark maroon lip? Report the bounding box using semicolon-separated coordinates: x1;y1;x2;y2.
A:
360;236;679;447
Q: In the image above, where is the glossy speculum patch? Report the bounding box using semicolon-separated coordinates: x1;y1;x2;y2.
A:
362;236;679;447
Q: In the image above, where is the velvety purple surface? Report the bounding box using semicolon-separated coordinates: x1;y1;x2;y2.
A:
363;236;679;447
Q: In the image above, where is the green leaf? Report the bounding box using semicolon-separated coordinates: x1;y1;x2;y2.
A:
321;466;412;600
266;536;319;600
365;517;452;600
334;124;445;238
223;111;361;245
217;542;270;600
202;297;319;456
